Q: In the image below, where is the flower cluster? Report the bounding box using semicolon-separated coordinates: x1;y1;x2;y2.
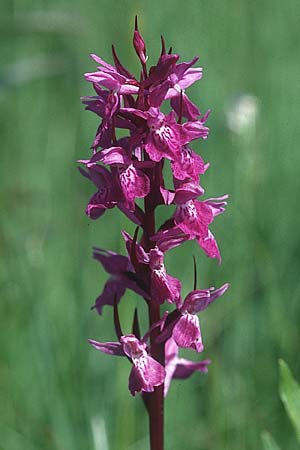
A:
80;19;229;397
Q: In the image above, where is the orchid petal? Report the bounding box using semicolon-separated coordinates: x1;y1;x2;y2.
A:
93;280;126;315
197;230;222;262
173;358;211;378
181;120;210;144
174;199;213;237
182;283;229;315
119;164;150;210
173;182;204;204
172;314;204;352
129;356;166;396
149;80;171;107
171;146;207;181
171;94;201;120
88;339;124;356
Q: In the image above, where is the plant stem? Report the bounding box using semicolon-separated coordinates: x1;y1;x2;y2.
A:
142;165;164;450
148;302;164;450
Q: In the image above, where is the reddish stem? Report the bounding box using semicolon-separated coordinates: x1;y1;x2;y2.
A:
142;164;164;450
148;302;164;450
178;89;183;125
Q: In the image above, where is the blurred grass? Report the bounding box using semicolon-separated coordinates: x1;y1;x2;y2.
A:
1;0;300;449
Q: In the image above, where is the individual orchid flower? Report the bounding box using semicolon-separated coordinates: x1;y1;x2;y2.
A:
147;54;202;118
121;231;182;305
144;108;210;162
92;248;149;314
95;146;150;211
174;198;213;239
144;53;179;90
118;164;150;210
154;221;223;263
78;164;120;220
164;338;211;396
160;181;210;236
158;283;229;352
80;147;150;213
165;56;203;120
149;247;181;305
179;110;211;142
119;106;182;162
81;88;123;150
167;57;203;95
87;145;151;210
85;53;139;95
171;145;209;182
89;334;166;396
145;108;182;162
160;182;227;262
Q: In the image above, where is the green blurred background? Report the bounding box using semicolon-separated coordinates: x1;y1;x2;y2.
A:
1;0;300;449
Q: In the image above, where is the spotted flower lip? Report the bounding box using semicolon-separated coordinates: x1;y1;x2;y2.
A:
118;164;150;210
89;334;166;396
119;106;182;162
145;108;182;162
173;313;204;351
171;145;209;182
175;284;229;352
197;230;222;262
174;199;213;237
122;335;166;395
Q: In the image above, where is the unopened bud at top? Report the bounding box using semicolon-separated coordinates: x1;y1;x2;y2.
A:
133;16;147;64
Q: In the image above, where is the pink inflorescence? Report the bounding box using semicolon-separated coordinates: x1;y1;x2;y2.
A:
80;19;229;396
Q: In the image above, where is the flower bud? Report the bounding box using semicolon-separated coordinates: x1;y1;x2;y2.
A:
133;16;147;64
